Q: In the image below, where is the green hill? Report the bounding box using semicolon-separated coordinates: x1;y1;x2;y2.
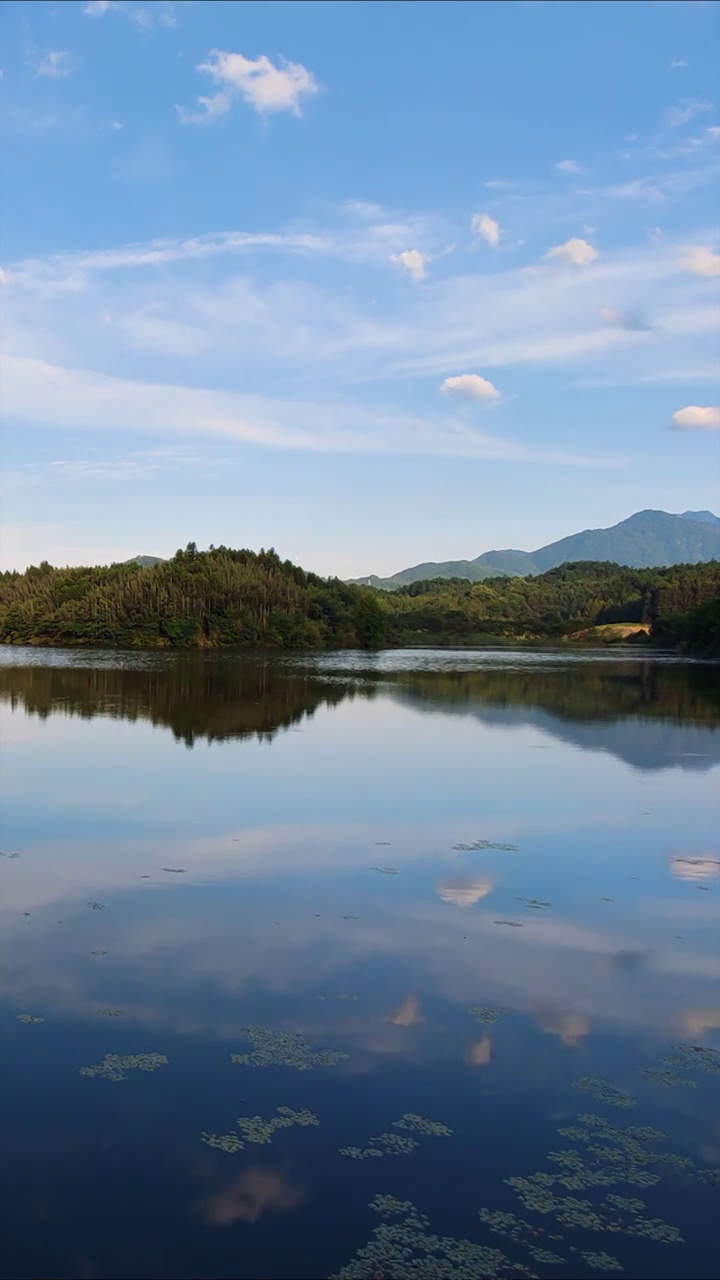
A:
351;510;720;590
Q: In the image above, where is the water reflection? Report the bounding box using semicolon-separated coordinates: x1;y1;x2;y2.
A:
0;648;718;1279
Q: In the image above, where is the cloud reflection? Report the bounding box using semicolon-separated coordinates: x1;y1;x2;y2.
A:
200;1166;304;1226
437;877;493;908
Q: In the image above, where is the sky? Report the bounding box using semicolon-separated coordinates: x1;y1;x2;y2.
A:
1;0;719;579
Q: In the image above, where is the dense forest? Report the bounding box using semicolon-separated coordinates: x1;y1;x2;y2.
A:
0;545;718;652
0;544;386;650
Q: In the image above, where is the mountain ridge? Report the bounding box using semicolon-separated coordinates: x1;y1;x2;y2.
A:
349;510;720;590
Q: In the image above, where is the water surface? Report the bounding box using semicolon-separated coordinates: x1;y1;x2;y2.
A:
1;648;719;1279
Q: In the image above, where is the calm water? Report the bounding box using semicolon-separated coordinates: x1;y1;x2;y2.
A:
1;647;719;1280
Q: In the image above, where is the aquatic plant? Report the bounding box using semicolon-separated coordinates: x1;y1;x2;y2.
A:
640;1066;696;1089
320;993;358;1002
582;1251;623;1272
203;1105;319;1152
0;850;19;859
493;920;523;928
17;1013;44;1024
98;1008;122;1017
332;1195;528;1280
393;1113;454;1137
89;949;107;956
453;840;518;852
370;866;398;874
515;898;551;909
529;1246;566;1264
80;1052;168;1082
663;1043;720;1076
469;1005;506;1025
230;1026;348;1071
86;901;105;910
572;1077;636;1109
161;867;186;873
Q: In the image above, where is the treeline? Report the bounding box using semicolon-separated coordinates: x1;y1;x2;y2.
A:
0;544;386;650
0;547;718;651
651;598;720;658
384;560;720;644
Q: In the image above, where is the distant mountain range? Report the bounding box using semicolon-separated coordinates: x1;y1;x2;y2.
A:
349;510;720;590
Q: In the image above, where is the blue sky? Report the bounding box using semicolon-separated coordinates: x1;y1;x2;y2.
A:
1;0;719;577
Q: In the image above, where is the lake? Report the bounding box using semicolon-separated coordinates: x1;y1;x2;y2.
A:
1;647;719;1280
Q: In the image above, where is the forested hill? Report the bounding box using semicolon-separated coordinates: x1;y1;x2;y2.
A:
0;544;386;649
0;547;718;650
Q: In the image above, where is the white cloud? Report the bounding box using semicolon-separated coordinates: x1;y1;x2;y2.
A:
599;307;651;332
392;249;428;281
670;58;688;69
437;878;493;908
708;126;720;140
178;51;319;123
83;1;176;28
680;244;720;276
36;51;80;79
440;374;500;401
555;159;582;174
471;212;501;248
545;237;599;267
665;99;713;128
670;405;720;431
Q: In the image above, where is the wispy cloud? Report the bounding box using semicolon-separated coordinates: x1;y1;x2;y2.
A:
0;354;620;468
665;98;713;127
600;307;652;332
670;57;688;69
36;51;81;79
555;159;582;174
177;51;319;124
83;1;176;29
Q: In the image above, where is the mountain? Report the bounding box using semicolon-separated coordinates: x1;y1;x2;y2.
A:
127;555;165;567
679;510;720;527
350;510;720;590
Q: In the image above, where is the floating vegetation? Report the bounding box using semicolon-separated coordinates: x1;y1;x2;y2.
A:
600;897;614;903
370;866;398;875
332;1195;526;1280
572;1077;636;1109
470;1005;507;1025
515;898;551;909
663;1043;720;1076
98;1008;123;1017
202;1105;319;1153
230;1026;348;1071
453;840;518;852
0;850;19;859
342;914;358;920
341;1113;452;1160
161;867;186;873
80;1052;168;1082
393;1113;453;1137
530;1246;567;1265
582;1251;623;1272
640;1067;696;1089
374;842;391;846
493;920;523;928
17;1014;44;1024
86;901;105;910
320;993;358;1002
89;949;107;956
477;1208;543;1244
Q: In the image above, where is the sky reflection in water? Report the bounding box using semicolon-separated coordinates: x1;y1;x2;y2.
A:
0;649;718;1280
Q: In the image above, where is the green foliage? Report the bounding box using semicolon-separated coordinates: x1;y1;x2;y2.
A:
380;560;720;644
0;544;387;650
651;597;720;656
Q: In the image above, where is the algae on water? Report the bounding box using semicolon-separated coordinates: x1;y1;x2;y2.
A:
202;1105;319;1153
80;1052;168;1082
230;1025;348;1070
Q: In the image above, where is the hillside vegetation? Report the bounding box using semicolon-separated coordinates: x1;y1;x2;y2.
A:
0;547;718;651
